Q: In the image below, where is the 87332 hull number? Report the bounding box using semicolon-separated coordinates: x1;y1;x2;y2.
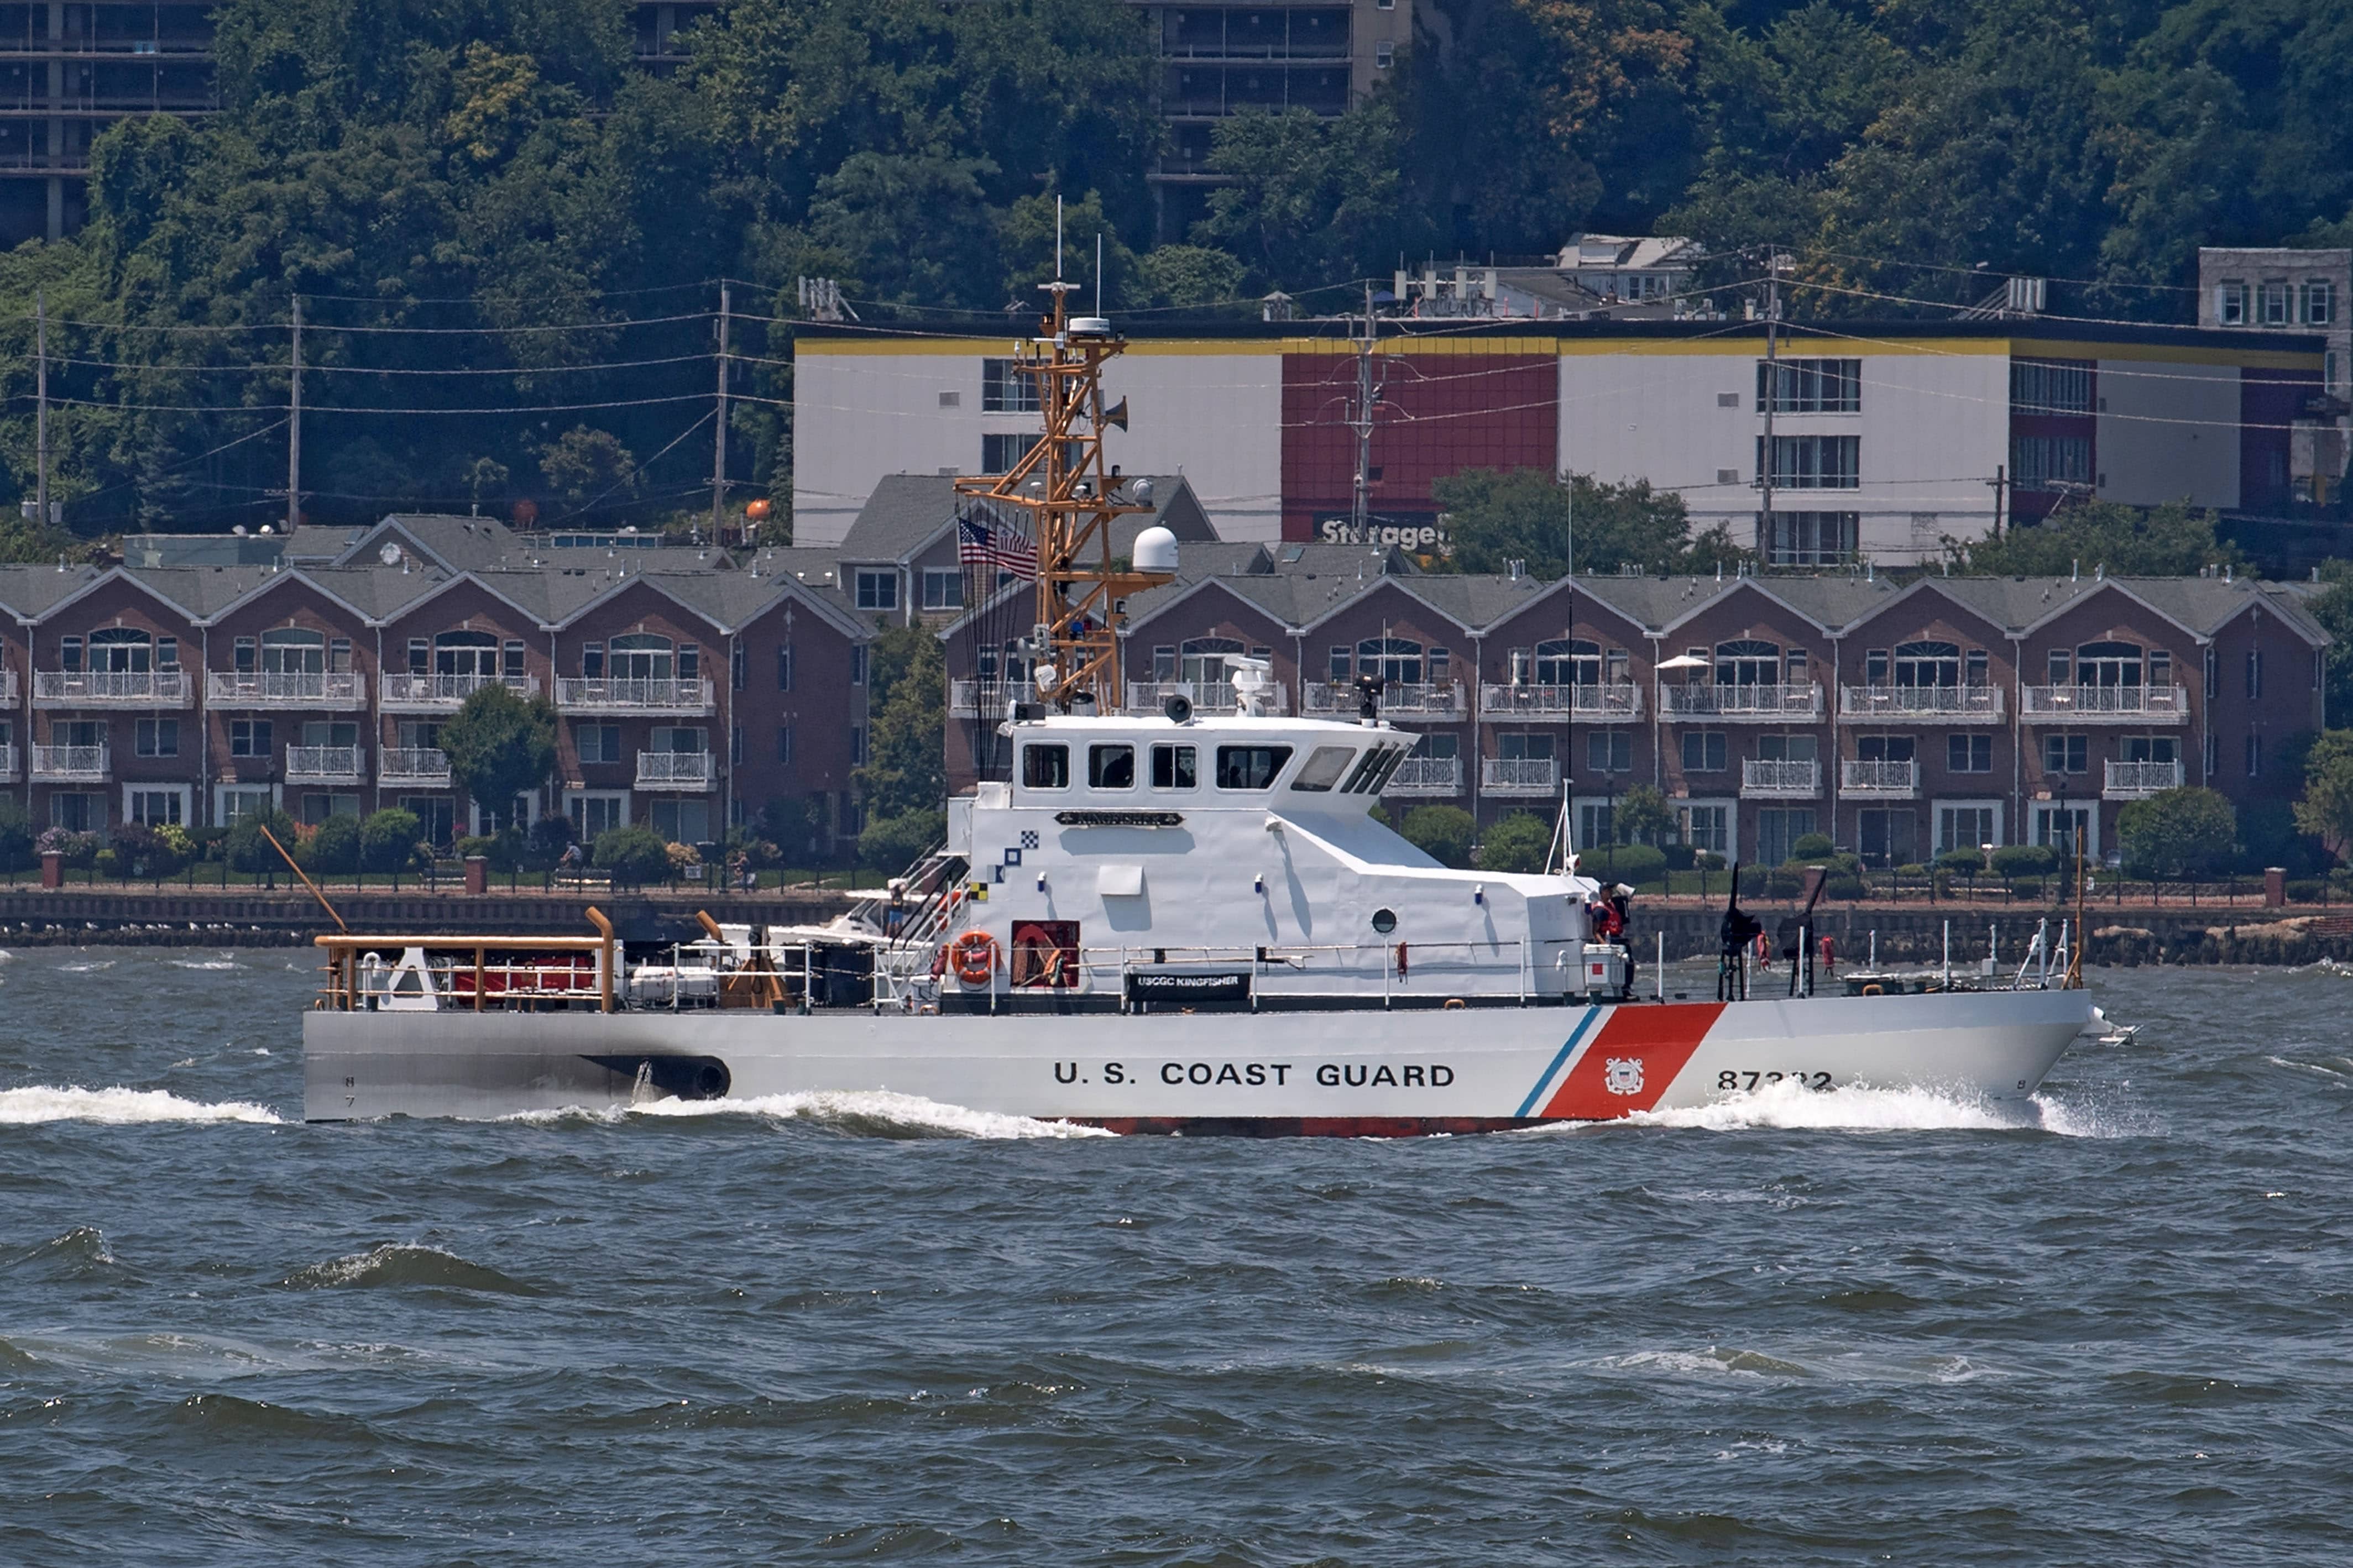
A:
1718;1071;1834;1092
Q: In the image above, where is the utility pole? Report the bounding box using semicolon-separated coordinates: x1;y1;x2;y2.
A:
712;282;730;535
34;287;48;528
1987;463;2007;539
1758;250;1782;565
1348;281;1385;538
286;295;302;533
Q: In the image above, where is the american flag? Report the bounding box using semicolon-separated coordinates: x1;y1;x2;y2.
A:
956;515;1037;580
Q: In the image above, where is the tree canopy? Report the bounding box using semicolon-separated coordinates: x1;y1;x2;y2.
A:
1946;500;2242;578
441;683;559;830
1431;469;1747;579
2118;785;2237;881
3;0;2349;538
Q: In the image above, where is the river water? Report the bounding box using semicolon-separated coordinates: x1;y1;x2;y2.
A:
1;950;2346;1565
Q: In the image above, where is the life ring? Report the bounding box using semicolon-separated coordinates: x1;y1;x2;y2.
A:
1860;983;1884;997
949;930;998;987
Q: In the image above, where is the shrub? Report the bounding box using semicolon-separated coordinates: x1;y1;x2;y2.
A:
359;809;427;874
1582;841;1667;885
1474;812;1552;874
1989;844;2057;886
1936;847;1985;874
453;833;497;862
1398;805;1476;868
2119;786;2236;881
37;827;102;866
1825;872;1866;900
594;825;672;885
2287;877;2327;904
1790;831;1837;861
666;840;703;873
0;798;32;872
112;821;188;877
857;809;944;873
1660;841;1696;872
304;814;362;874
224;810;299;873
526;814;576;870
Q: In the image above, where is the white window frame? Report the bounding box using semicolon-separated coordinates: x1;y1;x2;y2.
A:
1675;798;1737;862
1934;798;2005;856
213;782;281;826
562;788;632;841
920;567;964;611
123;783;191;827
2028;801;2096;860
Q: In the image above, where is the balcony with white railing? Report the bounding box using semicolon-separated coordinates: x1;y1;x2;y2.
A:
2021;684;2189;723
1304;680;1467;719
1840;758;1918;798
380;673;540;712
33;670;192;708
0;668;15;704
206;670;366;709
285;745;367;785
1123;679;1290;717
1838;684;2003;723
0;742;16;781
2104;759;2185;800
31;743;108;782
378;747;452;786
555;677;715;715
1481;756;1559;795
1741;758;1822;798
1384;756;1464;796
637;750;714;790
1659;682;1823;721
1476;682;1643;720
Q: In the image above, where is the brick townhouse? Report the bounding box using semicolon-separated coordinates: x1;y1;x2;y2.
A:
940;543;2328;866
0;515;874;851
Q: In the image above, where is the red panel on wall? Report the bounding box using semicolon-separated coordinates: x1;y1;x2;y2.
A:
1280;350;1558;542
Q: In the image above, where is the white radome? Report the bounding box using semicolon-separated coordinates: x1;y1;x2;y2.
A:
1132;525;1178;573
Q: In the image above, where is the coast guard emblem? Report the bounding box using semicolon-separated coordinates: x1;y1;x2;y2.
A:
1602;1057;1645;1096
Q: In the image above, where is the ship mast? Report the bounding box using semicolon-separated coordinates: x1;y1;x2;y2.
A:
955;216;1169;710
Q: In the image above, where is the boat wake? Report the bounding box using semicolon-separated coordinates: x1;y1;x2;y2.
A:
498;1090;1117;1140
0;1085;283;1125
1619;1079;2109;1136
635;1090;1119;1140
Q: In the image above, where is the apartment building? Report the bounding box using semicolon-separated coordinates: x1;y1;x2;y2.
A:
940;543;2328;866
1131;0;1413;241
0;513;873;848
794;318;2328;562
2199;245;2350;501
0;2;720;245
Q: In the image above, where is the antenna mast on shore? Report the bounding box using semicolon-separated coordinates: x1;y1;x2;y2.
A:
955;198;1171;709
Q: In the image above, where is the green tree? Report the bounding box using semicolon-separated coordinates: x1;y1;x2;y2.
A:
594;824;672;884
305;814;362;874
1431;469;1746;578
538;426;637;506
1476;812;1554;874
2304;569;2353;721
359;808;428;874
224;807;299;875
2119;785;2237;883
855;624;947;820
2292;729;2353;863
1200;102;1403;292
1397;804;1475;868
1948;500;2241;578
1614;784;1675;848
1134;244;1245;310
441;683;558;832
858;808;945;873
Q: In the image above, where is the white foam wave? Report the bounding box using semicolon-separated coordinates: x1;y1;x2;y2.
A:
0;1085;283;1125
1624;1079;2093;1135
503;1089;1115;1139
636;1089;1118;1139
169;959;244;972
56;960;114;973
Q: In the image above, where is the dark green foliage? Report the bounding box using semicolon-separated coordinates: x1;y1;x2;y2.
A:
359;809;428;873
1936;847;1986;874
441;684;559;829
224;808;299;874
1582;841;1668;885
1431;470;1747;580
594;824;672;884
1789;832;1837;861
1990;843;2058;885
858;809;944;874
1949;501;2241;578
1614;785;1675;849
2119;785;2237;880
0;796;31;871
1474;813;1554;874
856;625;947;822
1397;805;1476;869
304;814;362;874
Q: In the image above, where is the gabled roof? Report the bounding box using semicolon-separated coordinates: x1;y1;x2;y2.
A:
336;513;525;573
836;473;1222;565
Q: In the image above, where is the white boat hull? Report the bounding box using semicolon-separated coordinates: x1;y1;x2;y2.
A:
304;989;2096;1134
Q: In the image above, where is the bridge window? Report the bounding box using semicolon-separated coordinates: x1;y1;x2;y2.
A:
1215;745;1293;790
1290;745;1356;793
1087;743;1135;790
1021;744;1069;790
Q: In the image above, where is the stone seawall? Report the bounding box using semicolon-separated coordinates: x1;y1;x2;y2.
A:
0;888;857;947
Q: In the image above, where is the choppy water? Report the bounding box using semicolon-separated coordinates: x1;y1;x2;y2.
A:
2;949;2349;1565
